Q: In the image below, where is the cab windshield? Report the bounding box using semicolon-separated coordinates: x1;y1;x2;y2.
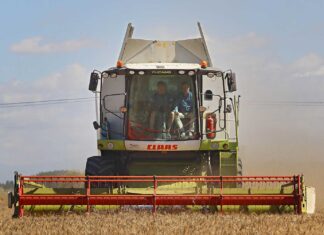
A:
127;72;198;141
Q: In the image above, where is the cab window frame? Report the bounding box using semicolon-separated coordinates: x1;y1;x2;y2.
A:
125;69;199;141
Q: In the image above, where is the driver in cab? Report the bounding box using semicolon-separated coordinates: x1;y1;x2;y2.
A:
149;81;174;139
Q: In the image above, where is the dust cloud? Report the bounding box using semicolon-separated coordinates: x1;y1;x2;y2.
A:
239;102;324;208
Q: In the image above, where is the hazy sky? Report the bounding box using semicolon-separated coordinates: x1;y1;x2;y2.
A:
1;0;324;183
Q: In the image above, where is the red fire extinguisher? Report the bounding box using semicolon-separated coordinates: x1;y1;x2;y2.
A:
206;115;216;139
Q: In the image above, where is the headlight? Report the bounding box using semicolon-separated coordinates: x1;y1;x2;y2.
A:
138;71;145;75
102;72;109;79
207;72;215;78
215;71;223;77
178;70;185;75
188;71;195;76
107;143;114;150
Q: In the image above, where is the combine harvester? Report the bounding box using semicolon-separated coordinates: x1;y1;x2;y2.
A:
8;23;316;217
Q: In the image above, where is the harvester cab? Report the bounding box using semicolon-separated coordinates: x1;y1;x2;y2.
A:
87;22;241;178
8;23;315;217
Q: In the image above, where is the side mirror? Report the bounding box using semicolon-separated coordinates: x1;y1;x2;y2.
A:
204;90;213;100
93;121;100;130
89;72;99;91
227;72;237;92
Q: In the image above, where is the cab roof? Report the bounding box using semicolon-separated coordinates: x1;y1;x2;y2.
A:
125;63;201;70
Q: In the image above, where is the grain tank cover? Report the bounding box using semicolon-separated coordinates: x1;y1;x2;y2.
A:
118;23;213;66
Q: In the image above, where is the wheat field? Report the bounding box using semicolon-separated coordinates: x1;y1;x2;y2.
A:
1;191;324;235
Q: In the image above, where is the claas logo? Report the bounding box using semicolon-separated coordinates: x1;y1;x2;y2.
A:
147;144;178;150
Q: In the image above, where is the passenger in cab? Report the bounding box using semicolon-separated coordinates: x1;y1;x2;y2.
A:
168;82;195;138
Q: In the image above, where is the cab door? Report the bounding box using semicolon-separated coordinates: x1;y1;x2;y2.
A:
101;75;126;139
201;73;226;140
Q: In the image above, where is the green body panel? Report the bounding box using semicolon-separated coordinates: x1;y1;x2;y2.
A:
219;151;238;176
199;140;237;151
98;140;238;152
98;140;126;150
97;140;239;179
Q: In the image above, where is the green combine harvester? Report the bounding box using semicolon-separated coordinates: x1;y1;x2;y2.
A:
8;23;316;217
